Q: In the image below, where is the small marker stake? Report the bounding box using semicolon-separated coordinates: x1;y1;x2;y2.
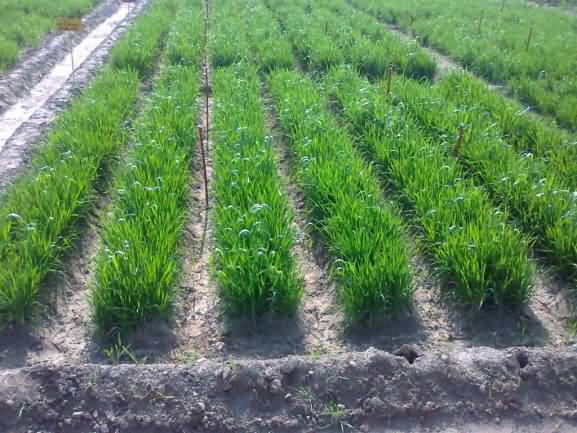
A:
477;11;484;34
386;64;393;97
453;125;465;157
204;64;210;151
70;40;75;83
122;0;136;13
197;125;209;210
525;26;533;51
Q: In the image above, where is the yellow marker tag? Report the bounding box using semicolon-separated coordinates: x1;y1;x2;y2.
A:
56;17;83;32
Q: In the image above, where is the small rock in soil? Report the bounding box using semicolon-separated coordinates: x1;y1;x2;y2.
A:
393;344;420;364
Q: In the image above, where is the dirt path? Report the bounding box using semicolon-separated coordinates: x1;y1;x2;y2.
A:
168;57;222;362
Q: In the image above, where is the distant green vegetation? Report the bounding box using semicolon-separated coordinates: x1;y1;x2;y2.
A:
0;0;99;72
353;0;577;129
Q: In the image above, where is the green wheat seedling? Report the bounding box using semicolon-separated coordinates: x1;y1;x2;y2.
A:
325;66;534;307
0;1;180;327
242;0;295;72
394;74;577;283
166;0;205;68
271;1;345;72
438;72;577;187
211;62;302;319
351;0;577;128
268;0;435;80
91;0;204;336
268;69;412;324
209;0;251;67
0;69;139;326
110;0;182;78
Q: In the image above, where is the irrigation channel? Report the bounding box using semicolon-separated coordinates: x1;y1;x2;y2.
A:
0;0;576;431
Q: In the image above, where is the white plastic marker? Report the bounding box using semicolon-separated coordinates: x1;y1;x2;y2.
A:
0;4;131;153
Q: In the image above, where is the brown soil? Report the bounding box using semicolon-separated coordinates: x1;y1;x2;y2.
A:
167;58;223;362
2;346;577;433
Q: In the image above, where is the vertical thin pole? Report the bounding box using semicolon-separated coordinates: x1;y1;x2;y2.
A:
204;65;209;152
197;125;209;210
70;40;75;84
453;125;465;157
386;64;393;97
477;11;484;34
525;26;533;52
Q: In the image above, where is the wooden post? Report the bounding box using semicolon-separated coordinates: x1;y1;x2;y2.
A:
204;64;210;151
70;41;75;83
477;11;484;34
453;125;465;157
525;26;533;51
386;64;393;97
197;125;209;210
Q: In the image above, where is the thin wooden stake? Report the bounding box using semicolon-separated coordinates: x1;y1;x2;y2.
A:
477;11;484;34
525;26;533;52
204;64;210;151
453;125;465;157
70;40;75;84
386;64;393;97
198;125;209;210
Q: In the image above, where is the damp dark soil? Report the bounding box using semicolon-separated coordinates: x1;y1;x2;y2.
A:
1;346;577;433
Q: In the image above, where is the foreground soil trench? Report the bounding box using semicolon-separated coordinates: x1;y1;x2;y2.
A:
1;346;577;433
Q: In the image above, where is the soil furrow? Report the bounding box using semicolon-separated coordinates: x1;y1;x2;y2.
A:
262;91;344;356
169;42;222;361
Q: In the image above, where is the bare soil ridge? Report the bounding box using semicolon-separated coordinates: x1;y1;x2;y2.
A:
1;346;577;432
